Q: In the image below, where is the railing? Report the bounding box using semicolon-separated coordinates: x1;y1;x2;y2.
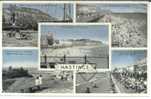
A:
40;55;109;69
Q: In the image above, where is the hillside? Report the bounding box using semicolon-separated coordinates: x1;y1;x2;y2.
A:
3;6;57;30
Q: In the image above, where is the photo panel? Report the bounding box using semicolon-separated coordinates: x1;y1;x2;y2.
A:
39;23;110;70
2;49;74;93
76;71;115;93
111;50;147;94
76;50;147;94
76;3;147;48
2;2;74;47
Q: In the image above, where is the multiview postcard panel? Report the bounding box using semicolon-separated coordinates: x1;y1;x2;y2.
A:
39;24;110;70
2;49;74;93
76;3;147;47
2;3;73;47
111;50;147;94
76;50;147;94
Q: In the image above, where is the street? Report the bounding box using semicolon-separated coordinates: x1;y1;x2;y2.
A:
76;72;115;93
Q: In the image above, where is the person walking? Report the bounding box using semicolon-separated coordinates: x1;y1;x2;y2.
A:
39;75;43;86
44;54;47;64
35;76;40;90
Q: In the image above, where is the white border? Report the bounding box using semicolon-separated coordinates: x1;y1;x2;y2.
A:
1;1;150;4
0;0;150;97
38;23;111;71
0;1;2;95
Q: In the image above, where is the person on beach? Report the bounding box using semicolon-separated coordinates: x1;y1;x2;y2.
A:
39;75;43;86
35;76;40;89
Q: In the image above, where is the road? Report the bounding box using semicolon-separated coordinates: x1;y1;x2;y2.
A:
3;30;38;47
4;77;73;93
76;72;114;93
3;68;73;93
111;75;137;93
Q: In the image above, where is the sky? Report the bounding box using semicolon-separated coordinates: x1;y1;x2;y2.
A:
4;3;73;20
41;25;109;44
112;50;147;69
3;49;38;68
81;4;147;13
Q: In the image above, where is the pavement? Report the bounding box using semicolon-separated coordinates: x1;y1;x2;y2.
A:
76;73;114;93
4;77;73;93
3;30;38;47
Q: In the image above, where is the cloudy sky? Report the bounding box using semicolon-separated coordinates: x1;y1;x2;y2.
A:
79;4;147;13
112;50;147;69
4;3;73;20
41;25;109;44
3;49;38;68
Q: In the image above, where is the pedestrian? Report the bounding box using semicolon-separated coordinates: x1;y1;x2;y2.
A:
44;54;47;64
85;87;91;93
35;76;40;89
39;75;43;86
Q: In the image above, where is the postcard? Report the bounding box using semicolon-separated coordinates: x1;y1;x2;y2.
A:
0;0;150;96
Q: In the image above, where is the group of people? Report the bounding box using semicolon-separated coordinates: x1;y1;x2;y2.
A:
111;15;147;47
112;71;147;93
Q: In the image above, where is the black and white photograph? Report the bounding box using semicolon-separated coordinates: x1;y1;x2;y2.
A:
0;0;150;97
2;49;73;93
76;50;147;94
76;72;117;93
76;3;147;47
40;24;109;69
111;50;147;93
2;3;73;47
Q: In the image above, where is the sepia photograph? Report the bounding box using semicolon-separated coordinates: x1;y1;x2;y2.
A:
111;50;147;93
2;3;73;47
40;24;109;69
76;3;147;47
2;49;73;93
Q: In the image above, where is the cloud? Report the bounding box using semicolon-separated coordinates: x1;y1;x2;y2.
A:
3;61;38;68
